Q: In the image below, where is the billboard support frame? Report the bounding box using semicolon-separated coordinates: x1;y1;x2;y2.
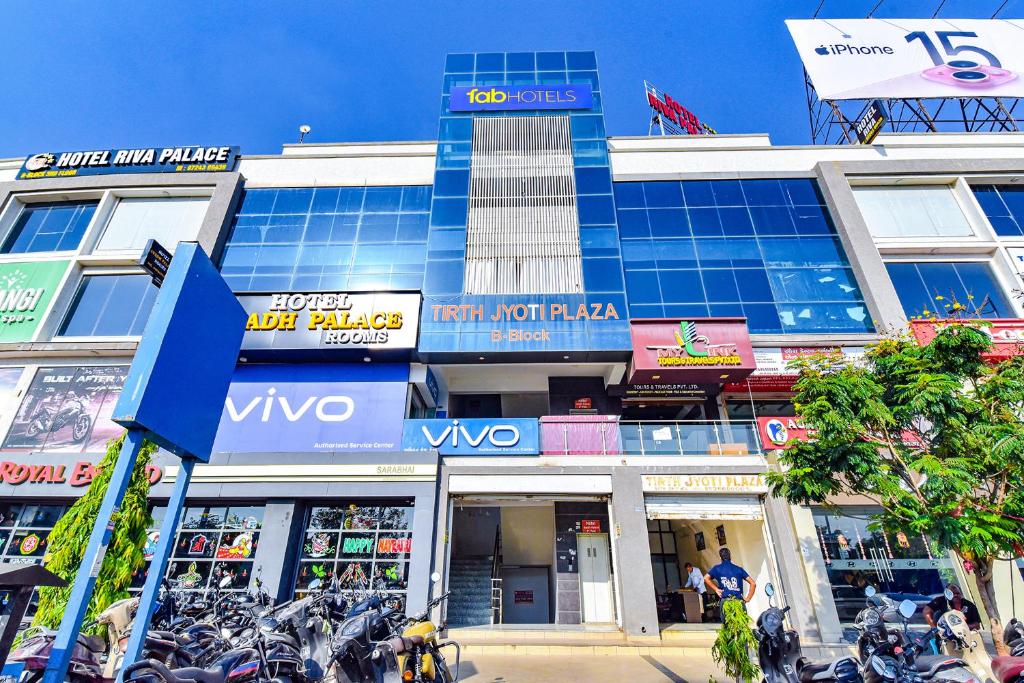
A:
804;75;1021;145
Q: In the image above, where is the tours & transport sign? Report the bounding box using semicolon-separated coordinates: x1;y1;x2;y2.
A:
629;318;756;384
449;84;593;112
17;145;240;179
240;292;421;352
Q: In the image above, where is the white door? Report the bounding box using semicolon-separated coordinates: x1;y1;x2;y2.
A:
578;534;614;623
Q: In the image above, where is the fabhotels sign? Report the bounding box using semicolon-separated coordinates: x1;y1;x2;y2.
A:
240;292;420;352
449;84;593;112
403;418;539;455
18;146;240;179
0;261;68;343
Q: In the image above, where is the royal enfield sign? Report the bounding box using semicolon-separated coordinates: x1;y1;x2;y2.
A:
629;318;756;384
402;418;539;455
909;318;1024;361
17;146;240;180
449;84;593;112
239;292;420;352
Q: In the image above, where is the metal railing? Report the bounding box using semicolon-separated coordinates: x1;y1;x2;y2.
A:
540;419;762;457
490;578;503;625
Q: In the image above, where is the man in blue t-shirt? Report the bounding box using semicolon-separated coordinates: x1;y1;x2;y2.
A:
705;547;756;604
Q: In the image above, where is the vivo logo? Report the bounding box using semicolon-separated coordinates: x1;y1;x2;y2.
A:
225;388;354;423
420;420;521;449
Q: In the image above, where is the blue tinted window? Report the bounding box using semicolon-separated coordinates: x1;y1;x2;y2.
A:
566;51;597;70
886;261;1012;319
222;186;432;292
616;179;872;334
583;258;624;292
973;185;1024;236
3;201;96;254
475;53;504;71
578;195;615;225
575;167;612;195
445;53;474;73
537;52;566;70
58;275;158;337
507;52;535;71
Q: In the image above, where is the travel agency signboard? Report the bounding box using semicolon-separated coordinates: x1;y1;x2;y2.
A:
239;292;420;352
18;146;240;180
628;318;756;385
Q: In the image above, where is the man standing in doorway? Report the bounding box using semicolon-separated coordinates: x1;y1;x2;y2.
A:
705;547;756;605
683;562;707;619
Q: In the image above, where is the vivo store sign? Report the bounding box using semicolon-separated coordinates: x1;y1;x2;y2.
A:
212;364;408;453
403;418;539;455
787;19;1024;100
449;84;593;112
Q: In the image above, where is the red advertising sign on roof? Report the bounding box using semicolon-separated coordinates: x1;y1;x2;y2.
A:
909;319;1024;361
629;318;756;384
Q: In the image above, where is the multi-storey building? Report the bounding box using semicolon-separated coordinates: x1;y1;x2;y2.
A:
1;51;1023;647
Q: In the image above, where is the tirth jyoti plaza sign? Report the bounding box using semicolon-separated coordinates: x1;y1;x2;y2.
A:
628;318;756;384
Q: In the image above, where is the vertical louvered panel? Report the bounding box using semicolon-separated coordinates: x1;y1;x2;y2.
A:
463;115;583;294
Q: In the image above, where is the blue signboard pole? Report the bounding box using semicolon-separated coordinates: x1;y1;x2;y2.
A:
117;459;194;683
41;430;146;683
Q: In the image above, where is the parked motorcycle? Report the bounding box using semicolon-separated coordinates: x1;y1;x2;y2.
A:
989;620;1024;683
8;625;105;683
372;574;459;683
858;588;979;683
755;582;861;682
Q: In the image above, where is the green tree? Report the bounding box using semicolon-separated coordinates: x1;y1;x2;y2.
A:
766;323;1024;654
33;433;158;633
711;598;760;683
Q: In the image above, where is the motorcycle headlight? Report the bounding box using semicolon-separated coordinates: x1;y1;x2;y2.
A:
341;617;364;637
864;610;880;627
764;612;783;633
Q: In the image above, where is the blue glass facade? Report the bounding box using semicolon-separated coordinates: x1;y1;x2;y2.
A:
419;51;630;354
616;179;873;334
220;186;431;292
886;261;1012;319
972;184;1024;237
2;200;96;254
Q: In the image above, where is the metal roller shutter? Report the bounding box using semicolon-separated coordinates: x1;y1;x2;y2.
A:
644;495;764;521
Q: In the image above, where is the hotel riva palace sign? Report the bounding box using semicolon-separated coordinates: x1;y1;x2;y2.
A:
629;318;756;384
18;145;240;179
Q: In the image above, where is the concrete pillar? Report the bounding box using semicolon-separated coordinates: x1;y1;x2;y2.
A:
610;467;659;638
788;504;844;643
251;499;302;602
407;486;439;614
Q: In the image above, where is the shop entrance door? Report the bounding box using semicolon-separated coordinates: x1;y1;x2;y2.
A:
578;534;614;623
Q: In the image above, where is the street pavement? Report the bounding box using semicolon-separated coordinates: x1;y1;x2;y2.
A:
458;653;727;682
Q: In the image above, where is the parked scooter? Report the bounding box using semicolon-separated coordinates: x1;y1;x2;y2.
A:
8;625;105;683
755;583;861;683
858;589;979;683
990;621;1024;683
933;589;993;683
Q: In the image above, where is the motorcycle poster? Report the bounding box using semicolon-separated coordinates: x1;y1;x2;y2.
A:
2;365;128;453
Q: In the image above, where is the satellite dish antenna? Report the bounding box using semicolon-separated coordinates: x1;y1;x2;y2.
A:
298;125;312;143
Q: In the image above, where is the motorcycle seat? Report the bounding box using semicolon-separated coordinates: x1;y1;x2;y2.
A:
78;634;106;653
264;632;299;648
164;666;225;683
385;635;426;654
914;654;964;676
797;661;833;682
993;657;1024;682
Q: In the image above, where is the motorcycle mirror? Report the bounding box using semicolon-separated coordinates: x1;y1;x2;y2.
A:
865;586;877;597
309;579;322;590
764;583;775;597
219;576;233;589
898;599;917;620
430;572;441;584
944;589;954;601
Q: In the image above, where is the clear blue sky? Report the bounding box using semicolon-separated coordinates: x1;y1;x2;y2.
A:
0;0;1017;158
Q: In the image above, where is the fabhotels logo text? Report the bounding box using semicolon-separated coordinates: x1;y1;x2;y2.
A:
449;84;593;112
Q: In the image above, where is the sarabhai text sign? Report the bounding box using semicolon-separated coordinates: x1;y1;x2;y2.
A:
450;84;593;112
18;146;239;179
